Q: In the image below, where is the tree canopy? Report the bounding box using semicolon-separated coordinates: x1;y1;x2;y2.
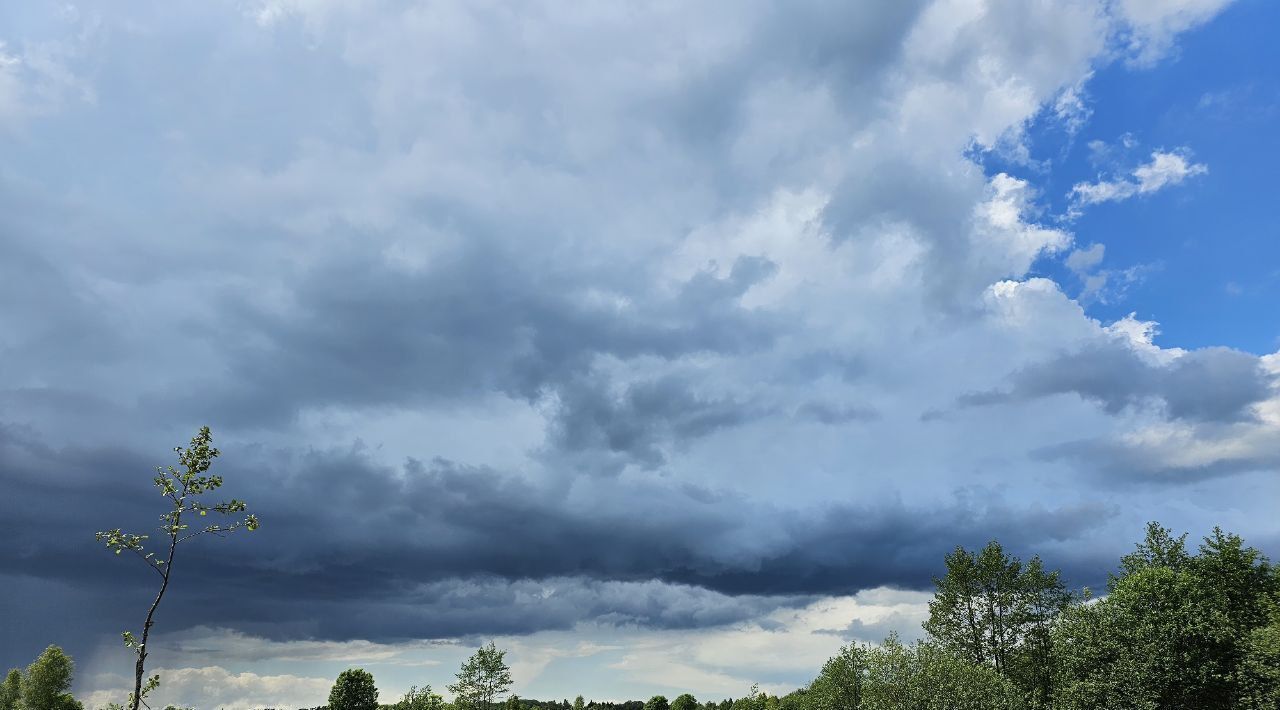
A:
1053;523;1279;709
328;668;379;710
450;642;514;710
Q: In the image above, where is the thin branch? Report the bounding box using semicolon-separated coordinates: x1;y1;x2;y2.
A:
177;526;241;544
128;547;166;579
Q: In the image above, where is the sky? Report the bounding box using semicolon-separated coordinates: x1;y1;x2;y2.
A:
1;0;1278;707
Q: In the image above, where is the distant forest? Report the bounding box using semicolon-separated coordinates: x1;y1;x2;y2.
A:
5;520;1277;710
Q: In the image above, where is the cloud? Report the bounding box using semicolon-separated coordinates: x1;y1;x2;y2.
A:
1066;243;1106;275
1035;354;1280;479
1052;76;1094;137
792;401;879;425
821;610;930;645
0;45;23;123
0;30;91;129
0;426;1119;657
80;666;332;710
593;587;934;697
1069;149;1208;215
958;325;1275;425
1;0;1274;697
1114;0;1236;66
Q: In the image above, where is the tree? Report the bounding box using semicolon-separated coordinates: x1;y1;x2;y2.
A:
805;644;868;710
396;685;446;710
0;669;20;710
923;540;1071;702
18;645;82;710
1118;521;1190;576
861;636;1024;710
731;685;769;710
1052;523;1278;710
94;427;258;710
643;696;669;710
1238;606;1280;709
449;642;513;710
329;668;379;710
573;696;587;710
670;694;697;710
776;690;805;710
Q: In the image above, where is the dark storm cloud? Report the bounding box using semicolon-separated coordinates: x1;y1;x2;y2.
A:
548;372;772;470
0;427;1117;658
180;249;781;463
0;203;130;378
820;611;927;645
957;341;1275;423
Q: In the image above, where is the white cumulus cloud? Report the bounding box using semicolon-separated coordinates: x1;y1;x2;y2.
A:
1069;149;1208;215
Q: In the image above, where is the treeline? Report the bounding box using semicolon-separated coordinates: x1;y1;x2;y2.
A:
303;521;1280;710
476;522;1279;710
8;522;1278;709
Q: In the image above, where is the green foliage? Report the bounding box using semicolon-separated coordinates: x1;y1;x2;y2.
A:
17;645;83;710
731;684;775;710
643;696;668;710
396;685;446;710
1053;523;1279;710
94;427;259;710
799;636;1022;710
328;668;379;710
867;637;1023;710
1;669;21;710
573;696;587;710
805;645;867;710
923;540;1072;703
1237;605;1280;709
669;694;697;710
775;690;804;710
449;642;513;710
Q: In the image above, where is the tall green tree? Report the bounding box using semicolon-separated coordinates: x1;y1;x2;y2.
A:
670;694;697;710
0;669;20;710
449;642;513;710
18;645;82;710
643;696;669;710
923;540;1071;702
94;427;259;710
329;668;379;710
1053;523;1278;710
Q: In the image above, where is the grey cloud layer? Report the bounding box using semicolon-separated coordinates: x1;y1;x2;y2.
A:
960;342;1276;424
0;426;1114;657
